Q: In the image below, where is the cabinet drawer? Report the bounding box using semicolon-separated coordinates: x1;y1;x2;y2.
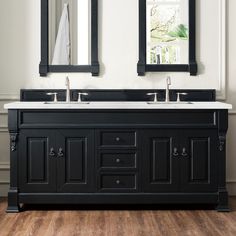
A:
100;131;136;147
100;153;136;168
99;174;137;190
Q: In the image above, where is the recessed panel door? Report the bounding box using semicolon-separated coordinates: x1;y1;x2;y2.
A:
180;130;218;192
19;130;56;192
141;130;179;192
57;129;94;192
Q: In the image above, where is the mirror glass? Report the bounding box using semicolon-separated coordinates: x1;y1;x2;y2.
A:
146;0;189;65
49;0;91;65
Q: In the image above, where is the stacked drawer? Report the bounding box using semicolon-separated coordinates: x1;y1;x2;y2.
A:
96;130;138;192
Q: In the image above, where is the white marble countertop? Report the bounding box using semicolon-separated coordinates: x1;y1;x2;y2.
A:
4;101;233;110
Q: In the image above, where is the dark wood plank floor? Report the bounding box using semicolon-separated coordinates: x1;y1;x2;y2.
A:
0;198;236;236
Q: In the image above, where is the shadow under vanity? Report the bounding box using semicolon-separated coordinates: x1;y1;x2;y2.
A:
4;89;232;212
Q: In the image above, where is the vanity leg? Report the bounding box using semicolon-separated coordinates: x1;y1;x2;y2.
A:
217;114;230;213
6;188;20;213
7;119;20;213
216;190;230;212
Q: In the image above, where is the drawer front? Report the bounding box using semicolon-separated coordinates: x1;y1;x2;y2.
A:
99;174;137;191
100;131;136;147
100;153;136;169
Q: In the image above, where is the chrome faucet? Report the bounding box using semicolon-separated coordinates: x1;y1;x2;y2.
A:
147;92;159;103
165;76;171;102
65;76;70;103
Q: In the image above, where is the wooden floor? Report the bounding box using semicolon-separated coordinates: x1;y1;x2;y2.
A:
0;198;236;236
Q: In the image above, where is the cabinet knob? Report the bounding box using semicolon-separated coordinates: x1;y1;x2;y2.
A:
57;148;64;158
116;158;121;163
49;148;55;157
173;148;179;157
181;148;188;157
115;137;120;142
116;180;120;185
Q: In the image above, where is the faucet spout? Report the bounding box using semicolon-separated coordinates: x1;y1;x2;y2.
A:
65;76;70;102
165;76;171;102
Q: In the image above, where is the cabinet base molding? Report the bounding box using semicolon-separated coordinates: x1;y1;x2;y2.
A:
215;205;230;212
18;193;220;205
6;206;20;213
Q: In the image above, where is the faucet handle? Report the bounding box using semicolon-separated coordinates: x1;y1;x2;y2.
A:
77;92;89;102
167;76;171;85
147;92;159;103
176;92;188;102
46;92;58;102
65;76;70;86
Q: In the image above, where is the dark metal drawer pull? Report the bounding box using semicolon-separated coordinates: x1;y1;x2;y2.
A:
173;148;179;157
116;180;120;185
49;148;55;157
181;148;188;157
57;148;64;158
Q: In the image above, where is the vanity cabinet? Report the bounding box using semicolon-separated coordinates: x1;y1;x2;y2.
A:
18;129;94;193
141;129;217;193
5;103;230;212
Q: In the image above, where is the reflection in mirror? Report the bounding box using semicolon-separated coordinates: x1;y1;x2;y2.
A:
138;0;197;76
49;0;91;65
39;0;99;77
147;0;188;65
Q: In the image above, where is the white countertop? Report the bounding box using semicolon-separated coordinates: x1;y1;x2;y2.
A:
4;101;233;110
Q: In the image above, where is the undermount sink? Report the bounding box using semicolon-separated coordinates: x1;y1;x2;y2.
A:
44;101;90;104
147;101;193;105
44;101;193;105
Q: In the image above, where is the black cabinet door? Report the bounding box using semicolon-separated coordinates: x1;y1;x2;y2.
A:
141;130;179;192
180;130;218;192
57;129;95;192
19;130;56;192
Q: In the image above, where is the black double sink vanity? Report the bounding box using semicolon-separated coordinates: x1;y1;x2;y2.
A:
3;0;231;214
4;89;232;212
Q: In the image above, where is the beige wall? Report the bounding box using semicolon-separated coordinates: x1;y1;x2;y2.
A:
0;0;235;196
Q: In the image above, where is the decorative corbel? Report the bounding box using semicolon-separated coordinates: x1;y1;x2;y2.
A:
219;135;226;152
10;133;18;152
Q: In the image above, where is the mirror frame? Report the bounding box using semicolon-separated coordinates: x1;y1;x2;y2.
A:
39;0;99;77
137;0;197;76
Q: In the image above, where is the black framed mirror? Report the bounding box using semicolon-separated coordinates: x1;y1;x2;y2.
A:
138;0;197;76
39;0;99;77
